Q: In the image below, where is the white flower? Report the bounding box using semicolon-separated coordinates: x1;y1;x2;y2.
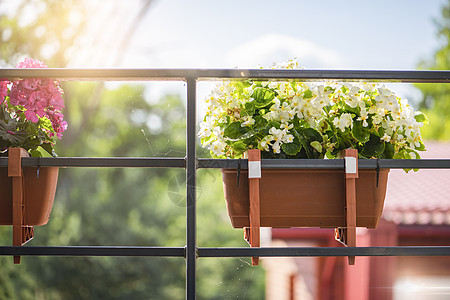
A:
405;121;423;140
241;116;255;127
375;88;390;109
283;134;294;143
269;127;283;142
268;126;294;153
311;85;331;109
213;127;225;139
259;136;273;151
345;86;361;108
198;121;212;138
280;123;293;130
268;82;278;89
362;83;376;92
210;140;226;157
372;112;384;125
407;134;422;148
357;107;369;127
380;133;391;143
272;142;281;154
385;95;400;112
368;105;378;114
333;113;353;132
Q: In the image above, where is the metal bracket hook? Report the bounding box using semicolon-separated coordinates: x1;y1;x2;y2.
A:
37;156;41;179
236;158;241;188
376;159;380;187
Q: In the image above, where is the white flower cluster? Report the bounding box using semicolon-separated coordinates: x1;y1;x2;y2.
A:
199;60;426;159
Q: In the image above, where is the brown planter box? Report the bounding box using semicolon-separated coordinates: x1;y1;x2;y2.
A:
0;167;59;226
222;168;389;229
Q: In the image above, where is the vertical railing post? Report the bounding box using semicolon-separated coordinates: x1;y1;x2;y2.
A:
186;76;197;300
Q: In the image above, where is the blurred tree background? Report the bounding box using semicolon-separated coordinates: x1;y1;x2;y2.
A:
0;0;264;299
416;0;450;140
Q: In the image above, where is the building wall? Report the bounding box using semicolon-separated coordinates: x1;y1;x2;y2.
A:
264;240;316;300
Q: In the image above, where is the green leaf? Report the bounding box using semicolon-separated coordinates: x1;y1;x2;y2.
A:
40;143;57;157
244;102;255;115
352;121;370;143
343;104;358;114
266;121;281;131
415;141;426;151
296;128;323;158
407;149;421;159
254;115;268;130
325;130;337;144
394;149;409;159
0;119;29;145
29;149;41;157
383;142;395;159
361;134;385;158
281;138;302;155
303;89;313;99
229;140;247;155
223;122;250;140
298;128;323;143
310;141;322;153
252;87;274;108
414;112;428;124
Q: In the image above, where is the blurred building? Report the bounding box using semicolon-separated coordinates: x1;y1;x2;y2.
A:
263;142;450;300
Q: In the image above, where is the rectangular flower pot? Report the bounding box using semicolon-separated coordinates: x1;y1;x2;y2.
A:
222;168;389;229
0;167;59;226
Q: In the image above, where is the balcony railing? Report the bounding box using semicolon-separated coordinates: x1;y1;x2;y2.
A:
1;68;450;299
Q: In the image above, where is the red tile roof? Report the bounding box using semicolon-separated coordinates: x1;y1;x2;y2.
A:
383;141;450;225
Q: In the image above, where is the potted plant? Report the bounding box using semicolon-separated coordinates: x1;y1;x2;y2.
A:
198;59;427;230
0;58;67;227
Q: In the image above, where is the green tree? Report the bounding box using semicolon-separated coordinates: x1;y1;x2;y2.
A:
416;0;450;140
1;82;265;299
0;1;266;298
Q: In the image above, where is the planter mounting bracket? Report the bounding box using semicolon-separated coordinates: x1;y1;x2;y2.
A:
335;149;358;265
8;147;34;264
244;149;261;265
244;148;360;266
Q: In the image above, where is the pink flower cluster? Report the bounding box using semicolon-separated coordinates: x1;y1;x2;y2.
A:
0;81;7;103
16;57;48;69
6;58;67;138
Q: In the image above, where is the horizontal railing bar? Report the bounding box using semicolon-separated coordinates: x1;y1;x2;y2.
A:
0;69;448;83
1;158;449;169
0;157;450;169
1;246;448;258
198;246;450;257
0;157;186;168
197;158;450;169
0;246;186;257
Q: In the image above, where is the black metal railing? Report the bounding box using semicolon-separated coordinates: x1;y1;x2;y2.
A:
0;68;450;300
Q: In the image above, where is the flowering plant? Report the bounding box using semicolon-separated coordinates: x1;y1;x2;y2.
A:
0;58;67;157
199;60;427;160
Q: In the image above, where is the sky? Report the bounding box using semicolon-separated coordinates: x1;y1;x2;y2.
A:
125;0;446;70
2;0;447;102
105;0;447;104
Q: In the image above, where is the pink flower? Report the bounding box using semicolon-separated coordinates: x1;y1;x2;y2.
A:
49;93;64;109
24;109;39;123
16;58;47;69
0;81;8;104
38;78;52;87
5;58;67;142
22;78;40;90
47;111;68;138
9;86;28;106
